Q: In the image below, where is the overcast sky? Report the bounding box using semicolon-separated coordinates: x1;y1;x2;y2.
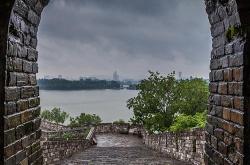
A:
37;0;211;80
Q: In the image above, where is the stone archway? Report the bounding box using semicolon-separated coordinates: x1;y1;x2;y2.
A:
0;0;249;164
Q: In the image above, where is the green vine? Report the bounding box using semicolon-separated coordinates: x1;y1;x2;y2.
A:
226;25;250;42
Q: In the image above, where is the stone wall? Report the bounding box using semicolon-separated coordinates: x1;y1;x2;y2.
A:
3;0;48;164
42;139;92;164
95;123;131;134
94;123;205;165
40;120;70;131
141;129;205;165
204;0;250;164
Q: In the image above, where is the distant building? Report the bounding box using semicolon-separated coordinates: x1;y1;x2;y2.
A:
58;75;63;79
113;71;119;81
178;72;182;80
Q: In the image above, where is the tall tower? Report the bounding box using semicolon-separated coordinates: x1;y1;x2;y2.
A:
178;72;182;80
113;71;119;81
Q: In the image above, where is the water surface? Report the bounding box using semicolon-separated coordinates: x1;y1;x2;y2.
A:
40;89;138;123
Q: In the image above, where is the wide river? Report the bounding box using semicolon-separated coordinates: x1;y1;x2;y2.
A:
40;89;138;123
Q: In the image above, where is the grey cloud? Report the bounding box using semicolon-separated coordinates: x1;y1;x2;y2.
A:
37;0;211;79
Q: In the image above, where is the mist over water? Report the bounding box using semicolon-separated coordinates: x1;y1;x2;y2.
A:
40;89;138;124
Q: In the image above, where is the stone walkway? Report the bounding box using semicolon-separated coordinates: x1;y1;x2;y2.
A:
61;134;190;165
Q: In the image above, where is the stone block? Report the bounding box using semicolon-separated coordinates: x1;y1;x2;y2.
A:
4;102;17;115
16;150;27;163
23;60;33;73
28;74;37;85
32;62;38;73
223;68;233;81
4;129;16;147
218;82;227;94
218;141;227;155
27;48;38;61
8;72;17;86
29;97;40;108
229;53;243;67
221;96;233;108
232;67;243;81
233;97;244;111
230;109;243;125
4;143;16;159
21;109;33;123
16;73;29;86
5;113;21;129
223;107;231;120
21;86;36;99
17;100;29;112
5;87;20;101
214;128;224;141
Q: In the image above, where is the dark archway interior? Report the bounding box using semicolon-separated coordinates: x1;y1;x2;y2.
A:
0;0;16;162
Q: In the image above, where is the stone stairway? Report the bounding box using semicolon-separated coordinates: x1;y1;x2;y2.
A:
60;134;190;165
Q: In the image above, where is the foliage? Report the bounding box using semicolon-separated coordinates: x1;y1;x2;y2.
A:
62;132;73;140
169;111;207;132
127;71;209;132
41;107;69;124
127;71;177;132
113;119;126;124
173;78;209;116
226;25;243;41
69;113;102;127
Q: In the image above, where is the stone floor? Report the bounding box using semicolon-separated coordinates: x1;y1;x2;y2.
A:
60;134;190;165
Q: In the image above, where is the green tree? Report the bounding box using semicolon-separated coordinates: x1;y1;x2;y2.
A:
40;108;69;125
113;119;126;124
173;78;209;115
169;111;207;132
127;71;178;132
127;71;209;133
41;109;52;121
69;113;102;127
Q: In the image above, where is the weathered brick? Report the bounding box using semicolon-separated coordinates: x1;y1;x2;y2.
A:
32;62;38;73
5;113;21;129
228;82;243;96
233;97;244;111
17;100;29;112
23;60;33;73
4;143;16;159
16;150;27;163
4;102;17;115
214;128;224;141
21;86;36;99
233;67;243;81
27;48;38;61
218;82;227;94
28;74;37;85
221;96;233;108
223;108;231;120
209;83;218;93
16;73;29;86
223;68;233;81
8;72;17;86
230;109;244;125
214;70;224;81
4;129;16;147
218;141;227;155
29;97;40;108
229;54;243;67
21;109;34;123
